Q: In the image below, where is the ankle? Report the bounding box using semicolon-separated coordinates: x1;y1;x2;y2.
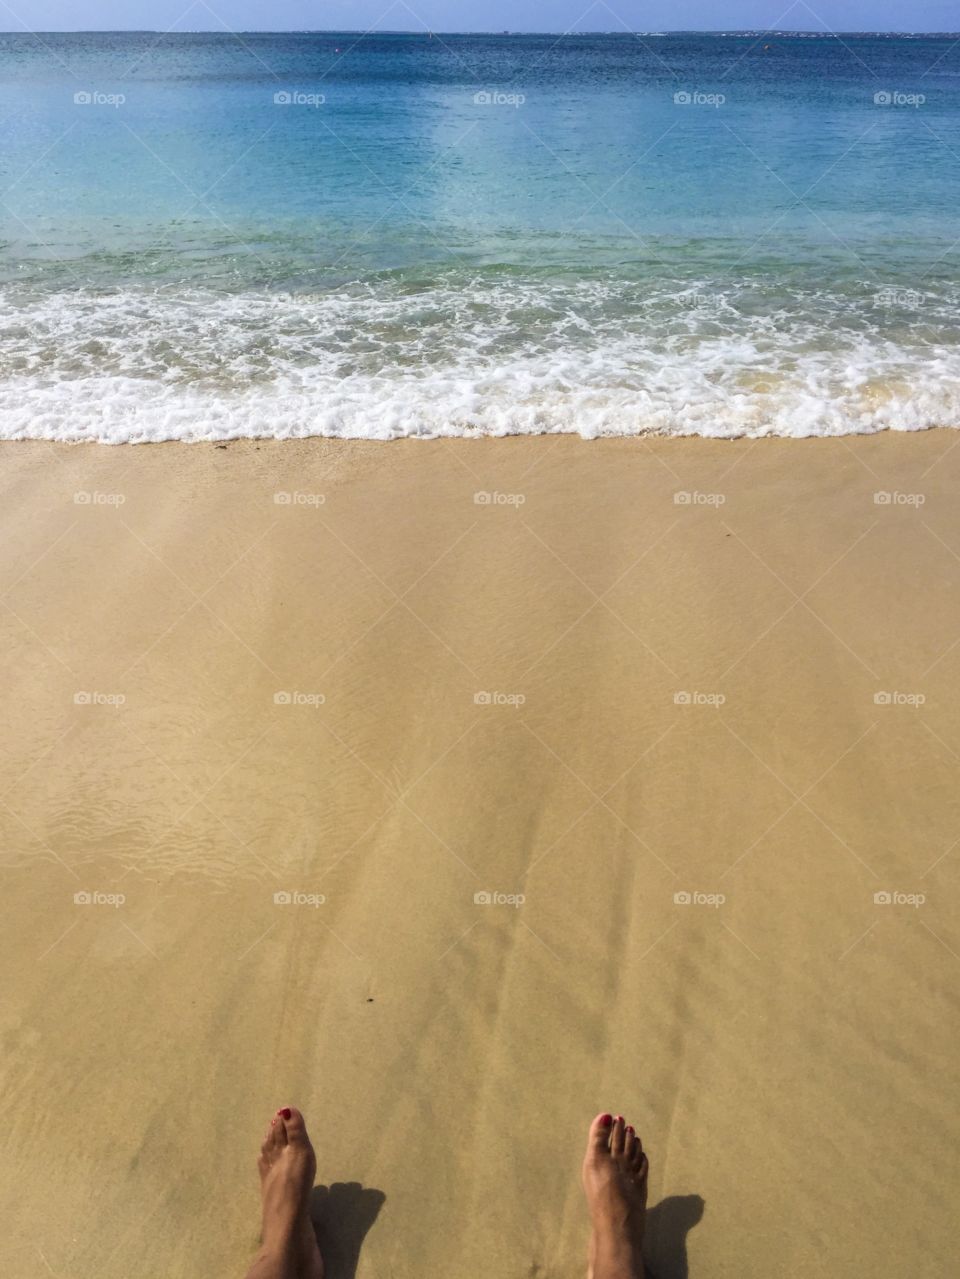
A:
257;1227;299;1264
245;1245;290;1279
591;1224;645;1278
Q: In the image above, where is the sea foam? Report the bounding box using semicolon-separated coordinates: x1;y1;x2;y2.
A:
1;280;958;443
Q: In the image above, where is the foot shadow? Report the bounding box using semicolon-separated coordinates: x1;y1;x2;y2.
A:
309;1183;385;1279
644;1194;705;1279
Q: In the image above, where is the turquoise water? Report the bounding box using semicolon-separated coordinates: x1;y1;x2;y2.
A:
1;31;959;440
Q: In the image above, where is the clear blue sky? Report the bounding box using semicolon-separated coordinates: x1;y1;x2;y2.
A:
5;1;957;32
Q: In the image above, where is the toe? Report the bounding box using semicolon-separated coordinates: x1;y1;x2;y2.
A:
279;1106;308;1144
270;1110;290;1146
587;1112;614;1156
623;1124;637;1161
624;1124;643;1166
263;1114;285;1153
611;1115;626;1156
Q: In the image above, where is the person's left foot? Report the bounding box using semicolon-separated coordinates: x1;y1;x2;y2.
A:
245;1107;324;1279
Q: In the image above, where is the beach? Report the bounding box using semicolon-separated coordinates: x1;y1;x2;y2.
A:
1;431;958;1278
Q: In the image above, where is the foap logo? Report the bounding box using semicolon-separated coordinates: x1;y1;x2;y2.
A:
274;491;326;507
474;491;526;507
674;691;726;708
74;490;126;506
873;890;925;908
474;691;526;708
682;290;728;311
74;90;125;108
875;287;923;309
874;90;925;108
474;890;525;908
273;890;326;908
273;691;325;708
674;89;726;108
274;90;326;107
674;491;726;507
74;691;126;707
873;490;925;507
473;90;526;107
674;890;726;908
74;890;126;908
873;691;925;707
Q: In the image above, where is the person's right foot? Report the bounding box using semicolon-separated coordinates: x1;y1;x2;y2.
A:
245;1107;324;1279
581;1113;647;1279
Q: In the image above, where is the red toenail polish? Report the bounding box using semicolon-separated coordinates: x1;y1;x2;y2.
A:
626;1125;635;1135
615;1115;624;1124
280;1107;292;1120
598;1113;613;1126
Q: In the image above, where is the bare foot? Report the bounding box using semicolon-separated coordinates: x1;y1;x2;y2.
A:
244;1107;324;1279
582;1113;647;1279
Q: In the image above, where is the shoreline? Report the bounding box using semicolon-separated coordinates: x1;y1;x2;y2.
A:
2;419;959;445
1;419;958;454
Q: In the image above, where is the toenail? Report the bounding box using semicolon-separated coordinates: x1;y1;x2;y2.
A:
279;1107;292;1120
615;1115;624;1124
626;1125;635;1135
598;1113;613;1126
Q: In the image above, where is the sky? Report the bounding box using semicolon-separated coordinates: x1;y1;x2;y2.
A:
4;0;958;32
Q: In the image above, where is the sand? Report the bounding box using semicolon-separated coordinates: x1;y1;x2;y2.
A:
1;431;959;1279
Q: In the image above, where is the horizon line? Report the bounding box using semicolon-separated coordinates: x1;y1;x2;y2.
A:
1;28;958;37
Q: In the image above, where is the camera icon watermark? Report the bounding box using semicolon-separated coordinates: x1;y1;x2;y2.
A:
474;491;525;507
681;290;728;311
74;490;126;506
273;691;325;707
474;890;525;908
873;890;925;907
673;491;726;507
875;287;923;309
273;890;326;907
474;691;526;708
874;90;925;107
873;691;925;707
673;691;726;708
74;90;125;108
873;490;925;507
274;90;326;107
473;90;526;107
74;890;126;907
274;491;326;506
673;890;726;908
674;90;726;108
74;691;126;707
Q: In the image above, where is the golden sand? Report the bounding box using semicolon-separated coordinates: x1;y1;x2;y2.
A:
1;433;959;1278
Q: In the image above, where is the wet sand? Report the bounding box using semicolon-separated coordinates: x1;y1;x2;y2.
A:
1;432;959;1279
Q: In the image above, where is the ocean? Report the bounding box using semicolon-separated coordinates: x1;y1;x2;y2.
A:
1;29;959;442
